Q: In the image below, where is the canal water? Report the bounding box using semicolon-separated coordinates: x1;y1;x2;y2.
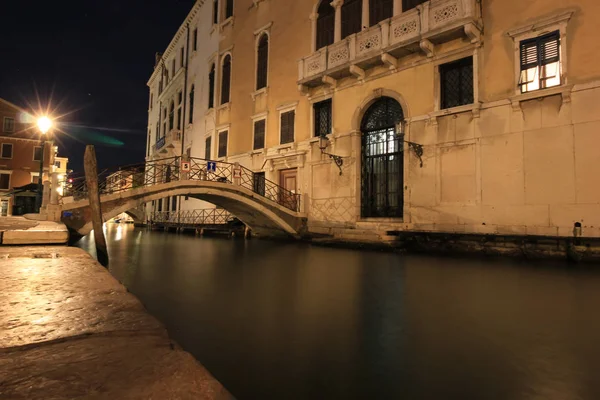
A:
77;224;600;400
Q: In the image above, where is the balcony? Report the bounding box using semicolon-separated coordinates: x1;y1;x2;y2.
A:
152;129;182;155
298;0;481;87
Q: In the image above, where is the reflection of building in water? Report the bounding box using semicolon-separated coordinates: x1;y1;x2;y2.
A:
144;0;600;241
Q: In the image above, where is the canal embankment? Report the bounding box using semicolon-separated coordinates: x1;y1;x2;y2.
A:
0;245;232;399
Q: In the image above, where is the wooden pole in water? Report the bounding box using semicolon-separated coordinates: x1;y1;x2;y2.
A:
84;145;109;266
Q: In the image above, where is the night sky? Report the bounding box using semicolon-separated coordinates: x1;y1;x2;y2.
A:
0;0;195;172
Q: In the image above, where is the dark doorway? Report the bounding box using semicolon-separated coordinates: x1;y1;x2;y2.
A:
360;97;404;218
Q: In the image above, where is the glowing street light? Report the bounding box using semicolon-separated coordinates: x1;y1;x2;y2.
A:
35;116;53;212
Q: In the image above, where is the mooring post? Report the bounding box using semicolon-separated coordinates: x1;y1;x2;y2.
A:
84;145;109;266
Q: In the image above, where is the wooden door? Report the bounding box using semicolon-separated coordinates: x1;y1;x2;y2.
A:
279;168;297;209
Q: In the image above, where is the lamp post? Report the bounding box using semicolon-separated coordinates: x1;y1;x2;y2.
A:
35;116;52;212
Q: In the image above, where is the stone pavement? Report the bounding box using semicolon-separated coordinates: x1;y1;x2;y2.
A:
0;246;232;399
0;216;69;245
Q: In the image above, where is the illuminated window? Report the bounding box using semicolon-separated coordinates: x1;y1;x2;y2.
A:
519;31;561;93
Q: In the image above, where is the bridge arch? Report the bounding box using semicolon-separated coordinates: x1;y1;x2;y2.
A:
61;180;307;238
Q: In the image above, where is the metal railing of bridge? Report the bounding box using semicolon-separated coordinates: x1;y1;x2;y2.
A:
149;209;233;226
61;156;301;212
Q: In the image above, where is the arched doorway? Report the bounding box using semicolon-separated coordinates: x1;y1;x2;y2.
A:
360;97;404;218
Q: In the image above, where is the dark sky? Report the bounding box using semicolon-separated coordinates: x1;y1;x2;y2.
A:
0;0;195;172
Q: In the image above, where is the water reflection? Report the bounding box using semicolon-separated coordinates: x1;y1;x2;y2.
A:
77;225;600;400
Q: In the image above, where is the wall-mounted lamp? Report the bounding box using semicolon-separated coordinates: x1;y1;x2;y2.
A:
396;120;424;168
318;133;344;175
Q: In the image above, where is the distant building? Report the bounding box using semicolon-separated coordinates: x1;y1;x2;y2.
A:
145;0;600;240
0;97;61;216
105;168;144;194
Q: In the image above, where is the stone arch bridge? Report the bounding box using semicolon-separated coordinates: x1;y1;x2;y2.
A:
54;157;307;238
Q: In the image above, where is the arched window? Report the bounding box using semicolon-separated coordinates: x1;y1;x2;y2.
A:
360;97;405;218
168;101;174;130
342;0;362;39
256;34;269;90
370;0;393;26
189;85;195;124
221;55;231;105
208;64;215;109
316;1;335;50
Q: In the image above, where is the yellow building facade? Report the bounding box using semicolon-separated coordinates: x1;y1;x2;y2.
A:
147;0;600;241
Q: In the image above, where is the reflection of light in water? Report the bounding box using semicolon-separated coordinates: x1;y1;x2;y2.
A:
115;225;123;241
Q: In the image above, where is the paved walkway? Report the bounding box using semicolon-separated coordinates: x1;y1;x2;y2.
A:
0;246;232;399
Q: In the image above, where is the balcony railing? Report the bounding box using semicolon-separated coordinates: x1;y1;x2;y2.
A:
298;0;480;84
151;129;182;154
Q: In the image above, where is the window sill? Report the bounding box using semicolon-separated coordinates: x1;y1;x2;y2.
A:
217;103;231;111
251;87;268;101
510;84;573;111
205;108;215;117
251;149;265;155
429;102;482;125
220;17;234;32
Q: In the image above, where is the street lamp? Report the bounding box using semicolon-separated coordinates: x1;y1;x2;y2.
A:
318;133;344;175
35;116;52;212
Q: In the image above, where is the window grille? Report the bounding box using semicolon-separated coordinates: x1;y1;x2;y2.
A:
440;57;474;109
218;131;228;158
313;99;332;137
254;119;265;150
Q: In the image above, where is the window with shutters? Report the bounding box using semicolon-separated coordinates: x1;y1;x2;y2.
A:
402;0;427;12
342;0;362;39
313;99;332;137
280;111;295;144
218;131;228;158
316;1;335;50
205;137;212;160
253;119;266;150
1;143;13;159
221;55;231;105
253;172;265;196
519;31;560;93
440;57;474;109
370;0;393;26
208;64;216;109
225;0;234;19
256;34;269;90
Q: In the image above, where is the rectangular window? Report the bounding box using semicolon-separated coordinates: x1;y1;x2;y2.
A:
31;174;40;184
313;99;332;137
33;146;43;161
440;56;474;109
205;137;212;160
180;47;185;68
341;0;362;39
193;29;198;51
519;31;561;93
1;143;13;159
402;0;427;11
253;172;265;196
218;131;228;158
149;93;153;110
213;0;219;24
0;173;10;190
280;110;295;144
225;0;234;19
171;59;176;75
3;117;15;133
253;119;266;150
370;0;393;26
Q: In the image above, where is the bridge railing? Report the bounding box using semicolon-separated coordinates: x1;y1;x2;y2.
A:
60;156;301;212
149;208;233;226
